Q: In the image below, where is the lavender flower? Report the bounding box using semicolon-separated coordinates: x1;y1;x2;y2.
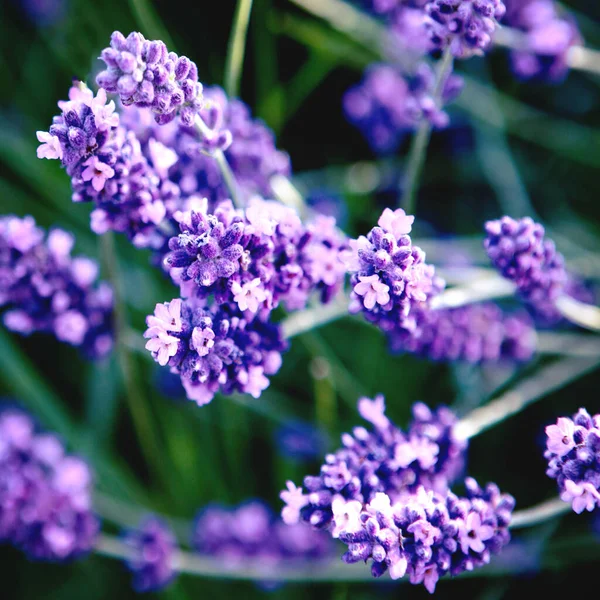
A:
502;0;582;82
192;501;333;565
484;216;568;314
343;63;463;154
0;215;113;358
97;31;204;126
426;0;506;58
280;396;467;532
342;208;445;333
124;517;177;593
338;478;514;592
545;408;600;514
143;298;286;405
165;199;347;313
37;81;180;248
0;407;99;561
388;303;537;363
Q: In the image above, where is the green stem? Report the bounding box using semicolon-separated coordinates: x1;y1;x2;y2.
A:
224;0;254;98
400;47;454;215
101;234;165;485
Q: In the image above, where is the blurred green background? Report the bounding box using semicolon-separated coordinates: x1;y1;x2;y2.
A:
1;0;600;598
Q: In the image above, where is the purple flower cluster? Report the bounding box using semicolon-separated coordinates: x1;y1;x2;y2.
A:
343;63;463;154
0;215;113;358
426;0;506;58
280;396;467;532
484;216;568;314
192;501;333;566
388;303;537;363
342;208;445;333
143;297;286;406
0;408;99;561
338;478;514;592
124;517;177;593
502;0;581;81
97;31;204;126
165;199;347;314
37;82;181;248
545;408;600;514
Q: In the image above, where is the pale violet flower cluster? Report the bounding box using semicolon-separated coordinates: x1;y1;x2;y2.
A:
164;198;348;314
0;215;113;358
337;478;514;592
0;407;99;561
343;63;463;154
143;298;286;406
502;0;582;82
97;31;204;126
426;0;506;58
123;517;177;593
545;408;600;514
280;396;467;532
280;397;516;592
342;208;444;334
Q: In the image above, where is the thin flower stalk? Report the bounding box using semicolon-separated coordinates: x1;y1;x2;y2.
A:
224;0;254;98
454;356;600;441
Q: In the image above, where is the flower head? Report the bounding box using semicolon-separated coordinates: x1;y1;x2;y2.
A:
545;408;600;514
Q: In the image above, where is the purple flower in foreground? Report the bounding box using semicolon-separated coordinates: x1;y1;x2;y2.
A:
280;396;467;533
166;198;347;313
545;408;600;514
124;517;177;593
97;31;203;126
426;0;506;58
484;216;567;313
0;407;99;560
144;298;286;405
342;208;445;333
0;215;114;358
337;478;514;592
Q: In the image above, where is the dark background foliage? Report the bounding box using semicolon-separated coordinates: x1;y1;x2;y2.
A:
1;0;600;598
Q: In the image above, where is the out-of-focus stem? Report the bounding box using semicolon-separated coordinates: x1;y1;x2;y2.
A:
101;234;165;484
224;0;254;98
454;356;600;441
555;295;600;332
400;47;454;215
430;276;516;310
194;115;241;207
509;498;570;529
281;295;350;339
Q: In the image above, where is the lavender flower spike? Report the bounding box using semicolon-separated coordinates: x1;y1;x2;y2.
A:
192;501;332;567
545;408;600;514
280;396;467;533
124;517;177;592
97;31;204;126
484;216;568;314
426;0;507;58
342;208;445;334
0;215;114;358
337;479;514;592
0;407;99;561
343;63;463;155
144;298;286;405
